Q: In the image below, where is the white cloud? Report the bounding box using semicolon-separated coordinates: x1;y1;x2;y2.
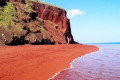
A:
67;9;85;18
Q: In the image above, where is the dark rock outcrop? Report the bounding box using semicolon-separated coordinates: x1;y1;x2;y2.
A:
0;0;7;6
7;0;25;3
0;0;75;46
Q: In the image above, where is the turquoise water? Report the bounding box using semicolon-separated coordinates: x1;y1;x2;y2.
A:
50;45;120;80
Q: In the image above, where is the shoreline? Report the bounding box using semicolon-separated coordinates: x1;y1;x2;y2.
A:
49;45;99;80
0;44;98;80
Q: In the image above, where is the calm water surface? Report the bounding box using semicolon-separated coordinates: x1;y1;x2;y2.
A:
50;45;120;80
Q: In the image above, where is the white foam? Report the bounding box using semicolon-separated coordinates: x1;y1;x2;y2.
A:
48;68;69;80
48;47;99;80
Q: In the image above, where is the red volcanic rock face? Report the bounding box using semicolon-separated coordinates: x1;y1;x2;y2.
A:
31;1;74;44
0;0;75;45
31;2;68;29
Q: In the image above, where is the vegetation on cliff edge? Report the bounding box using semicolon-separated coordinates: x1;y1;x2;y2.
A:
0;2;16;30
0;3;23;32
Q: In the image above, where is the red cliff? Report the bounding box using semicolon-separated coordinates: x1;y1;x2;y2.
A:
31;1;74;44
0;0;75;45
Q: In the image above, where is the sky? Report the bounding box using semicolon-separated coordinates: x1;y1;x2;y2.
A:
40;0;120;43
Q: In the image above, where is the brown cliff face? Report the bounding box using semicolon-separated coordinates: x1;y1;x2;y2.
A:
0;0;75;46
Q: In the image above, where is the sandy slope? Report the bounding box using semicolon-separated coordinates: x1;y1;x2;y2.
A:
0;44;98;80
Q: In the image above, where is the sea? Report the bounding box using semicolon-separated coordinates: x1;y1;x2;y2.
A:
50;44;120;80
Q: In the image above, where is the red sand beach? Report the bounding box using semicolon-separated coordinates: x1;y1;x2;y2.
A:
0;44;98;80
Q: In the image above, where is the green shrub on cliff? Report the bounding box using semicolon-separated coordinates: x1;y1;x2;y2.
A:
24;0;33;15
0;2;23;32
0;2;15;30
24;2;32;14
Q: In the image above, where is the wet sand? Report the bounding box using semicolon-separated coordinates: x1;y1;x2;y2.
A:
0;44;98;80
